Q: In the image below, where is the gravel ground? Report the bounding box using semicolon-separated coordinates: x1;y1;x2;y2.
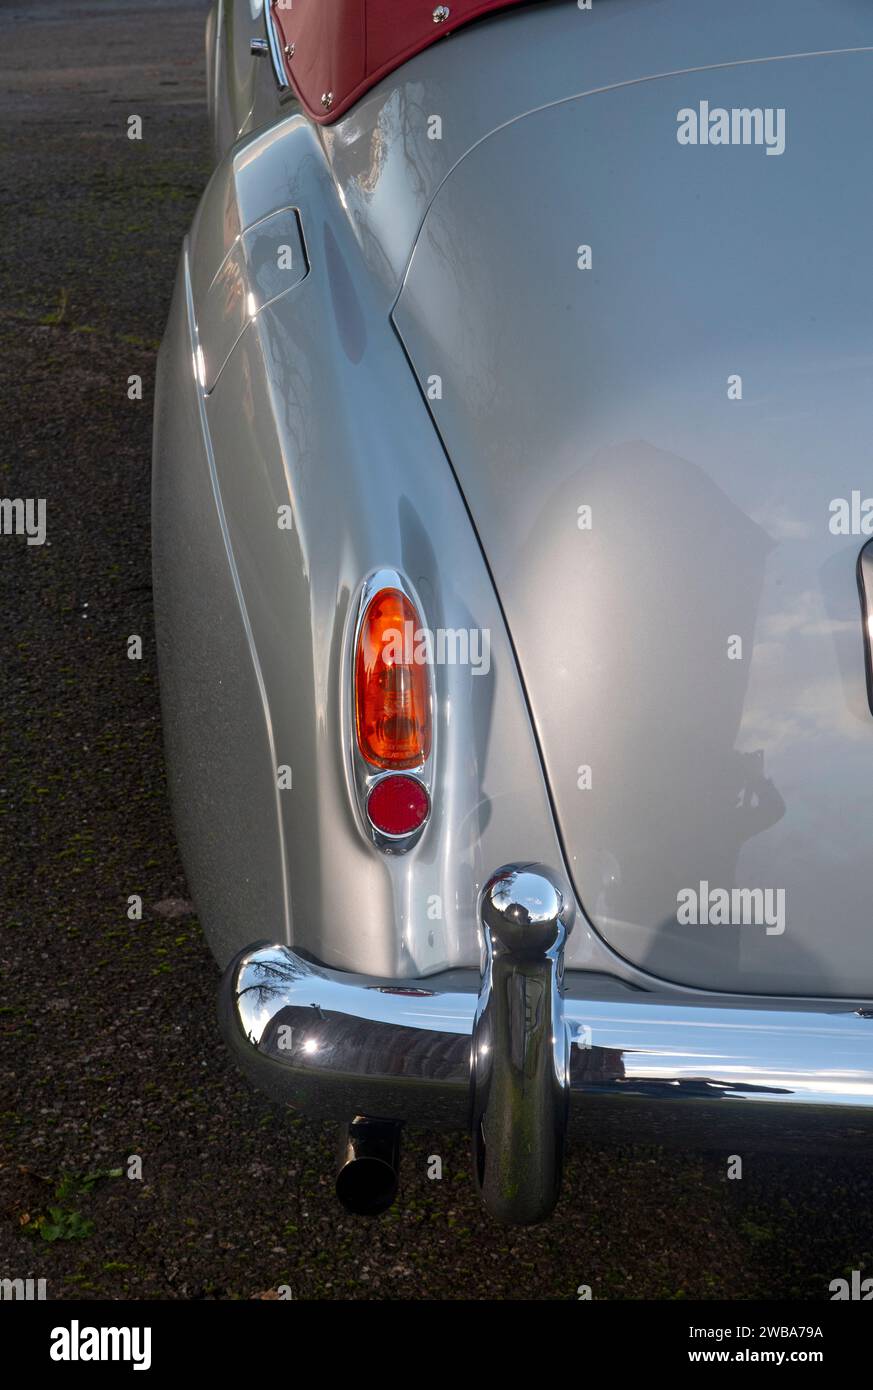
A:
2;0;873;1302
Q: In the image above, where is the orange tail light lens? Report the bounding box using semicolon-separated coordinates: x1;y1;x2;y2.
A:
355;588;432;769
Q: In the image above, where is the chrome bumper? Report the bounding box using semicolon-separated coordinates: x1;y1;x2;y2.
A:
219;866;873;1223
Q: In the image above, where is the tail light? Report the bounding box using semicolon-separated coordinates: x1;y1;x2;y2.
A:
355;587;432;770
366;774;430;837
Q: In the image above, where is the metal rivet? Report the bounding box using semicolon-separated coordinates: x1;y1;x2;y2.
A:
321;92;333;110
433;4;450;21
284;42;294;59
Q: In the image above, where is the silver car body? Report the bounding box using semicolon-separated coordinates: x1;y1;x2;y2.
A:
153;0;873;1219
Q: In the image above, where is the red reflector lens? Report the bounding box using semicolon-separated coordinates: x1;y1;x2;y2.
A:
355;587;432;769
366;775;430;837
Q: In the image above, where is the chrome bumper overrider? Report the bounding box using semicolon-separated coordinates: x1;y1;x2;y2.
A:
219;865;873;1223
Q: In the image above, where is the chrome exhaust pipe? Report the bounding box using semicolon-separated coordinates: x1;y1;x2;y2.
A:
471;864;575;1224
335;1116;401;1216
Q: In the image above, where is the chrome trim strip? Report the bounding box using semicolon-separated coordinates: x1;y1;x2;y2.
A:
857;538;873;717
264;2;291;90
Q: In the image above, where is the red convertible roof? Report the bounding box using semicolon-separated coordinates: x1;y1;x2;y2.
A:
270;0;531;124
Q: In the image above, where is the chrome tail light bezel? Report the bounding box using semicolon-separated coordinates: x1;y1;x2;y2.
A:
345;567;436;853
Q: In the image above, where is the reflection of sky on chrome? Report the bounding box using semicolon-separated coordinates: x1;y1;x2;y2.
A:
588;1012;873;1102
245;1003;274;1045
238;978;478;1044
625;1058;873;1103
642;1072;872;1098
244;1007;319;1052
